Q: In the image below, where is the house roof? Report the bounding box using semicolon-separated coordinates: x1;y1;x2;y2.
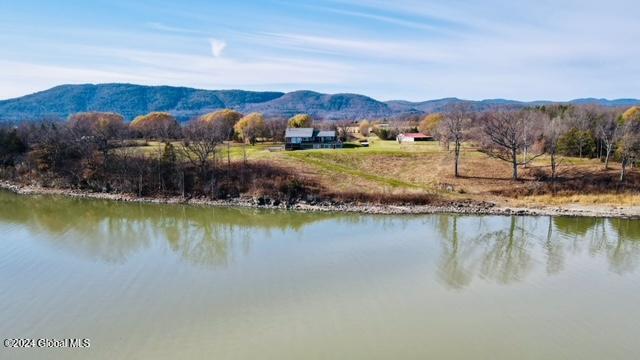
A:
400;133;431;138
317;130;336;137
285;128;314;137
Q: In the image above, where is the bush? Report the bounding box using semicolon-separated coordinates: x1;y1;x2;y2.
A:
373;127;400;140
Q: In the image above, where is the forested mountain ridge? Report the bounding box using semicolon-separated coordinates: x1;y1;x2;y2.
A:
0;83;637;121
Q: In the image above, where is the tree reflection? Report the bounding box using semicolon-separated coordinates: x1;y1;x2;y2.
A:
543;216;565;275
0;191;343;265
437;215;473;289
553;217;599;238
592;219;640;274
3;190;640;278
436;214;640;289
437;216;536;287
476;216;534;284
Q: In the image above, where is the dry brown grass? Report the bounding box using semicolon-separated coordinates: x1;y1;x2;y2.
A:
272;140;640;206
522;194;640;206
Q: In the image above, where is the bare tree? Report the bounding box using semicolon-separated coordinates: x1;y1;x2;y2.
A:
596;109;622;169
618;119;640;181
543;115;567;181
439;105;473;177
479;110;543;180
334;120;352;142
521;110;544;168
264;117;288;142
68;112;126;168
180;120;224;185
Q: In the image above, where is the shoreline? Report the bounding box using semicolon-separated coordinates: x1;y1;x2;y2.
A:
1;181;638;219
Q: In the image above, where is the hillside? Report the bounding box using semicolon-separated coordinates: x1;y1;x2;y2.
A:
242;90;395;119
0;84;283;121
0;83;638;122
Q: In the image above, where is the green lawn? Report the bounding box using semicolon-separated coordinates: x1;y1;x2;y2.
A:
286;150;426;189
282;139;449;191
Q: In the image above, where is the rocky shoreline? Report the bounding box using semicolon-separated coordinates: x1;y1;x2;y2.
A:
1;181;638;219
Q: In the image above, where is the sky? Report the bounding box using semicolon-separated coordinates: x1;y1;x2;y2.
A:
0;0;638;101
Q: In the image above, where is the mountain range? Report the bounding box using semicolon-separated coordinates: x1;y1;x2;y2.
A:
0;83;638;122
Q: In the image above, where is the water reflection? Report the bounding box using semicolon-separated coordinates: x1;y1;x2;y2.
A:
0;191;348;265
2;191;640;282
435;215;640;288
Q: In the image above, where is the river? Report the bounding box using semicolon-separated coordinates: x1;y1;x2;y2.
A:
1;191;639;359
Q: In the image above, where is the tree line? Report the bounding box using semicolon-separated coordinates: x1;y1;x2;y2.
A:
1;105;639;201
418;104;640;182
0;110;327;201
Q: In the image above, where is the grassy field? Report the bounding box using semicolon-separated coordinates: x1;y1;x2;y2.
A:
125;138;637;207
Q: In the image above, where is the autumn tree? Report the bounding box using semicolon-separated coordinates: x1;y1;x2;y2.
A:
288;114;313;128
622;106;640;123
359;119;370;136
479;110;543;180
130;112;181;140
618;107;640;181
234;112;266;145
419;113;444;135
199;109;242;140
439;105;473;177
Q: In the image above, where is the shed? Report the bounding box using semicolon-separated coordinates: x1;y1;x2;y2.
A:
397;133;433;143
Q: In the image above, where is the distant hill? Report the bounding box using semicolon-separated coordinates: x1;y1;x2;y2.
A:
0;83;638;122
0;84;283;121
243;90;395;119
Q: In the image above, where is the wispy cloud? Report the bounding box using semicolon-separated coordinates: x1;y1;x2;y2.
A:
1;0;639;101
0;43;359;99
146;22;206;35
303;5;455;34
249;32;454;63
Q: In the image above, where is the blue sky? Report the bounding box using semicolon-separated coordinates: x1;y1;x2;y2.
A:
0;0;638;101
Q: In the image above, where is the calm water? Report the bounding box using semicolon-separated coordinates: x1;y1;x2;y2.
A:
1;191;640;359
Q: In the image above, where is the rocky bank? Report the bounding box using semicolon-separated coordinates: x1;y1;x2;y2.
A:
1;181;638;219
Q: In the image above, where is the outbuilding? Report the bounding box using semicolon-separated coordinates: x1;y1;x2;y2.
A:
397;133;433;143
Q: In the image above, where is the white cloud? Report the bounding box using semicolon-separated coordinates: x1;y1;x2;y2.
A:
0;45;359;99
250;32;455;63
209;39;227;58
1;0;640;101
